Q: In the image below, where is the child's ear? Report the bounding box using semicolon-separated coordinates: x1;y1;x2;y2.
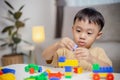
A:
96;31;102;39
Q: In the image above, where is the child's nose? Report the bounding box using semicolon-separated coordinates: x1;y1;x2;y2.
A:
79;33;86;40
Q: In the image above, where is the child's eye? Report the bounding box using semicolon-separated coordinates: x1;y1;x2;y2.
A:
76;30;81;32
87;32;92;35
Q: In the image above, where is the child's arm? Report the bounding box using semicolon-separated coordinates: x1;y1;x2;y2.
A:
42;37;75;63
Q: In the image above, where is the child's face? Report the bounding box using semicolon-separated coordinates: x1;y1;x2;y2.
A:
72;18;102;49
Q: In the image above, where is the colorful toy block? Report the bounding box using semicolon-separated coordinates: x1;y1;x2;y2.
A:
48;72;64;79
1;68;15;74
49;77;60;80
92;63;114;80
58;56;66;62
73;67;83;74
65;66;72;72
0;73;16;80
106;73;114;80
25;64;42;74
73;44;78;51
30;68;35;74
58;59;78;66
24;71;48;80
65;72;72;76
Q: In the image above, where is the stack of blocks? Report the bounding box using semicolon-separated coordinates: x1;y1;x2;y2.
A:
58;56;83;78
92;63;114;80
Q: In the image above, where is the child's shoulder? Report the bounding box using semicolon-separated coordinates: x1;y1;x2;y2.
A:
89;46;105;53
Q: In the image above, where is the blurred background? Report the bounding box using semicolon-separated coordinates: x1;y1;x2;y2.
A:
0;0;120;72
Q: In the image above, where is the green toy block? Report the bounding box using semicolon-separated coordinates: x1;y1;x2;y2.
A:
65;76;72;78
25;66;29;72
24;77;36;80
92;63;100;70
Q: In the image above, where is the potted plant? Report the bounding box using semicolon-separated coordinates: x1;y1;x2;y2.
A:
0;0;30;66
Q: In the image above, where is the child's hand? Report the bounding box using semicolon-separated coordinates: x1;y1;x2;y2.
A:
74;47;92;62
57;37;76;51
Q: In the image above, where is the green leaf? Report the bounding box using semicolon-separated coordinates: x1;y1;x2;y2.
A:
12;32;21;44
8;10;14;15
0;43;8;47
19;5;24;11
4;0;14;10
8;43;14;47
15;21;25;28
14;12;22;20
12;37;21;44
2;26;14;33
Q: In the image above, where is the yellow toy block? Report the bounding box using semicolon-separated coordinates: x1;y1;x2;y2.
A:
58;62;65;66
65;72;72;76
65;60;78;66
58;60;78;66
0;73;15;80
45;69;51;73
78;67;83;74
0;67;3;70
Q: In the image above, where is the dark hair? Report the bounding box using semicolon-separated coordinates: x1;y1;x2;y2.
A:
73;7;104;31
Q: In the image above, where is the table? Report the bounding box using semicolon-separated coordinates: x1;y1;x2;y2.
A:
4;64;120;80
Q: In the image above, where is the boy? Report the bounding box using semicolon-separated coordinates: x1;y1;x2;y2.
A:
42;7;112;71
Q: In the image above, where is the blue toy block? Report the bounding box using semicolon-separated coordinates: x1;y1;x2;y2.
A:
93;66;114;73
2;68;15;74
49;77;60;80
38;67;42;72
58;56;66;62
73;45;78;51
65;66;72;72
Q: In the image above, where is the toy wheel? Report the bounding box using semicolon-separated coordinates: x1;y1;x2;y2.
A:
93;74;100;80
106;73;114;80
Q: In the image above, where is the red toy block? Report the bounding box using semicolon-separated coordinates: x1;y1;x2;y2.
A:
73;67;78;73
0;70;3;75
48;72;64;79
93;73;100;80
106;73;114;80
29;68;34;74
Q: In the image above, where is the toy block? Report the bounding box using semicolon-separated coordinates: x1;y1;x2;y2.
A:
48;72;64;79
73;67;83;74
73;44;78;51
49;77;60;80
40;71;48;76
24;77;36;80
0;73;16;80
45;69;51;73
25;66;29;72
93;73;100;80
29;68;34;74
0;67;3;70
38;67;42;72
65;72;72;76
106;73;114;80
65;66;72;72
0;70;3;75
65;75;72;78
92;64;100;71
58;62;65;66
2;68;15;74
58;56;66;62
73;67;78;73
65;60;78;66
